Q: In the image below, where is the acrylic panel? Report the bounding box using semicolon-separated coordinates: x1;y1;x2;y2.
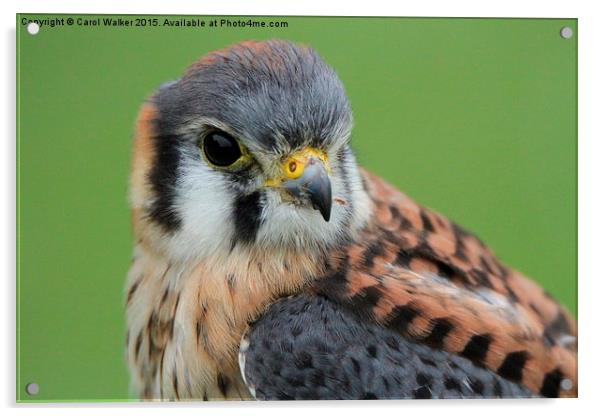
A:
16;14;577;402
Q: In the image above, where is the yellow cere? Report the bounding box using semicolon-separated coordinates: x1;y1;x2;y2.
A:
284;148;329;178
264;148;329;187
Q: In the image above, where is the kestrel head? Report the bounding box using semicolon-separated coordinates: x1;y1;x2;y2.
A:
130;40;370;261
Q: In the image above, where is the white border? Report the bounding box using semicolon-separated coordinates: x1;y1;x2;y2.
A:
2;1;600;415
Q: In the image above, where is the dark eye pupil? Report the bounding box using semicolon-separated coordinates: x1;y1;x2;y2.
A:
203;132;242;167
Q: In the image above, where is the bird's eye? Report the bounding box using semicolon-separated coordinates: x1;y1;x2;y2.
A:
202;131;243;167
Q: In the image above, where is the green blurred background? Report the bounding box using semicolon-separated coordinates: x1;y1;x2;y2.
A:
16;15;577;402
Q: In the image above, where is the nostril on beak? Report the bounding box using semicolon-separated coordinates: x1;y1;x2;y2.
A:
282;159;332;222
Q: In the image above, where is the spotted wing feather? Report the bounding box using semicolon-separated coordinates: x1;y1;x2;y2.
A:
240;294;534;399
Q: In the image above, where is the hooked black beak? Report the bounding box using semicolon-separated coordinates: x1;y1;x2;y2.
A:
282;158;332;222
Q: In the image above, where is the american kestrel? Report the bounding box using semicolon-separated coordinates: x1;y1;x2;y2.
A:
125;39;577;400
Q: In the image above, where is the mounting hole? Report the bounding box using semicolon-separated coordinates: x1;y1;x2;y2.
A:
25;382;39;396
560;26;573;39
560;378;573;391
26;22;40;35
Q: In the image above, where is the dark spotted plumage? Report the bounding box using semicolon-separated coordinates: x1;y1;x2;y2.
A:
241;294;534;399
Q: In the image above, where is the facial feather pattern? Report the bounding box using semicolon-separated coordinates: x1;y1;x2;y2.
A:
131;40;370;264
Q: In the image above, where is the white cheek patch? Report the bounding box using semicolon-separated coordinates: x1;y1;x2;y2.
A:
168;156;236;262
